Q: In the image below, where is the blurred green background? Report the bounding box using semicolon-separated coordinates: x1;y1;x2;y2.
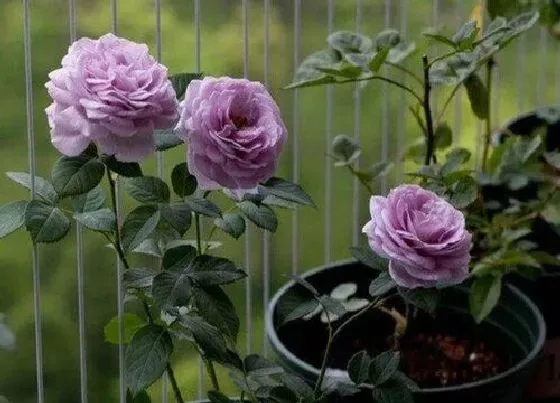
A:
0;0;558;401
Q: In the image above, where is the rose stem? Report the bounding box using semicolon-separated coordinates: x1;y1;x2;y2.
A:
106;168;185;403
422;55;437;166
194;212;221;392
313;299;384;399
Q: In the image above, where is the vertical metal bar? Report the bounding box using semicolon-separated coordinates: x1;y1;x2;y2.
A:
23;1;44;402
431;0;440;118
537;27;548;105
556;41;560;102
351;0;362;246
153;1;168;401
109;3;125;403
380;0;390;193
453;0;463;144
68;1;88;402
291;0;301;274
193;0;204;396
324;0;334;261
262;0;271;357
242;0;253;355
395;0;408;182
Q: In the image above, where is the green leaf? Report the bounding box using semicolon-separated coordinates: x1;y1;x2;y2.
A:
73;208;116;232
372;379;414;403
264;386;299;403
6;172;57;204
386;42;416;64
123;268;157;289
160;203;192;236
192;285;240;341
434;123;453;149
102;155;143;177
104;313;145;345
423;27;456;47
51;155;105;198
487;0;520;19
126;390;152;403
244;354;284;377
171;162;197;197
125;325;173;395
286;49;339;89
441;148;472;176
214;213;246;239
178;315;240;367
154;129;184;151
188;255;246;286
399;288;440;315
259;177;315;207
369;272;396;297
0;201;27;239
368;48;390;72
24;201;70;243
391;371;419;392
237;201;277;232
348;350;371;384
123;176;170;204
318;295;347;317
0;397;9;403
470;275;502;324
184;197;221;218
276;290;319;325
282;373;314;400
170;72;202;99
121;205;161;251
350;246;389;271
375;29;400;50
332;135;360;166
453;20;479;46
449;175;478;208
72;186;105;213
153;246;197;308
290;274;319;296
545;152;560;169
369;351;400;385
207;391;234;403
464;74;489;120
328;31;373;54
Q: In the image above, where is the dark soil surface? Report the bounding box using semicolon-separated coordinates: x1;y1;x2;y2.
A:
277;306;512;388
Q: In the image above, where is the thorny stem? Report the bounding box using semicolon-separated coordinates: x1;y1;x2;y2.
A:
481;58;495;173
422;55;437;166
106;168;184;403
194;211;221;392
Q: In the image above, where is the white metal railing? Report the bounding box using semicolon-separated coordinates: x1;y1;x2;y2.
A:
11;0;559;402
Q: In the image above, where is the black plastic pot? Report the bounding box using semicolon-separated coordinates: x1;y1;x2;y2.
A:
266;261;546;403
487;106;560;401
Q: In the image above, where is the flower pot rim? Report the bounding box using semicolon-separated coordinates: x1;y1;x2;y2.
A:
266;259;546;394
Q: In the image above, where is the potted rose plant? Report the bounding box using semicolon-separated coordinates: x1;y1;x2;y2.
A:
266;8;559;403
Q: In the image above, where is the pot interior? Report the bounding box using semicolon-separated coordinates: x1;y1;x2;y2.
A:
272;261;544;389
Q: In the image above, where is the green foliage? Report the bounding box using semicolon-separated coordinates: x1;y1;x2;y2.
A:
51;154;105;198
331;135;361;167
399;288;440;315
104;313;145;345
184;197;222;218
24;200;70;243
102;155;143;177
469;275;502;324
6;172;58;204
350;246;389;271
169;72;203;100
464;74;489;120
259;177;316;208
0;201;27;239
121;205;161;251
171;162;197;197
0;314;15;351
73;208;116;232
237;200;278;232
368;272;396;297
214;213;246;239
125;325;173;396
123;176;171;204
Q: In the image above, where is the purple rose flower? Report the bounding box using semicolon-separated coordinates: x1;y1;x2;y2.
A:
176;77;287;191
363;184;472;289
45;33;178;162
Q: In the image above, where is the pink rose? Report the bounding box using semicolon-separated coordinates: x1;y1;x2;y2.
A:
176;77;287;191
45;33;178;162
363;184;472;289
